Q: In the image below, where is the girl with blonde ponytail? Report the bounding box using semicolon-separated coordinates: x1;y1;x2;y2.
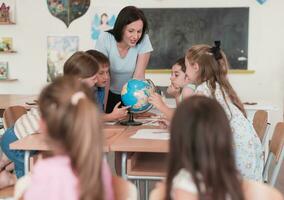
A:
184;42;263;181
23;76;113;200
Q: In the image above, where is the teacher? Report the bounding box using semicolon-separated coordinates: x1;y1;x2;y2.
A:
95;6;153;113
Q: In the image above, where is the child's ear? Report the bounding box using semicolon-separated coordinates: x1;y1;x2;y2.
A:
192;63;200;72
38;118;48;134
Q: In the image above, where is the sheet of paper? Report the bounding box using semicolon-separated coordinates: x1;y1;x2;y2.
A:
130;129;169;140
104;121;117;125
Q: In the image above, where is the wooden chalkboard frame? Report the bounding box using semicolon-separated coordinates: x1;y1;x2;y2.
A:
143;7;250;74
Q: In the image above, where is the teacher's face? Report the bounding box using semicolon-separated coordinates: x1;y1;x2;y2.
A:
122;19;143;47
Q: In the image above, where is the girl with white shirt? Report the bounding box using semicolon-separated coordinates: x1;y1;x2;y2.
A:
150;96;283;200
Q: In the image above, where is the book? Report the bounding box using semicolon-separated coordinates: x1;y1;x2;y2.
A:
0;62;8;79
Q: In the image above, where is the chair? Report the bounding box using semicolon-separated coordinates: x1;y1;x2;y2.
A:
253;110;269;146
112;175;137;200
263;122;284;185
2;106;27;129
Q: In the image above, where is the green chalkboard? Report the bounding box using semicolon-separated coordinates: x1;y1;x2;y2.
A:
142;7;249;70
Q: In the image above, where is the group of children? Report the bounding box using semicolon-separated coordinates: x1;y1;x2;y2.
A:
0;42;282;199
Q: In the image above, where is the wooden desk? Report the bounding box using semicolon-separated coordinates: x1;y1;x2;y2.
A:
0;94;37;116
110;126;169;153
9;124;128;174
10;125;127;152
110;125;169;181
0;94;37;109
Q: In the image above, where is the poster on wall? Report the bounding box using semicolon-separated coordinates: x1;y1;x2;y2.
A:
47;0;90;27
91;6;120;43
0;0;16;24
47;36;79;82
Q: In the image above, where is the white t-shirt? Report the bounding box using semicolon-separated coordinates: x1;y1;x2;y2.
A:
14;108;40;139
95;31;153;94
172;168;198;196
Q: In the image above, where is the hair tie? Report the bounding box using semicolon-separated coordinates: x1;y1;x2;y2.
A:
210;40;222;60
71;91;86;105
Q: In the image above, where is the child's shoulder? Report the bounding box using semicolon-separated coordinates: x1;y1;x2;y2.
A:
180;84;195;100
183;83;196;91
34;156;71;174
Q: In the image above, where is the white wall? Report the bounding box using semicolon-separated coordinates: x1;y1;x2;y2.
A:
1;0;283;124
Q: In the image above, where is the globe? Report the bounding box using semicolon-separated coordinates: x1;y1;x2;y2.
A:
121;79;155;114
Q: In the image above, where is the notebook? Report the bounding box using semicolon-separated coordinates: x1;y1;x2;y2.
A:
130;129;169;140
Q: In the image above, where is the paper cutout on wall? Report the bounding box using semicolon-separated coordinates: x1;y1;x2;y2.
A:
47;0;90;27
91;13;116;40
256;0;267;4
90;6;121;41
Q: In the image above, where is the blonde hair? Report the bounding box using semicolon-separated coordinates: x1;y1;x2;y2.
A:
38;76;104;200
186;44;246;117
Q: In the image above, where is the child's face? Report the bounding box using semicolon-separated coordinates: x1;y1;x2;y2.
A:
81;74;97;88
170;64;188;88
96;64;110;87
185;58;199;84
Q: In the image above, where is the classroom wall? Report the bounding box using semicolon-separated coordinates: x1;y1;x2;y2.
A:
1;0;284;124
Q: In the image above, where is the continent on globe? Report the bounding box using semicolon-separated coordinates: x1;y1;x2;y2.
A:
121;79;155;114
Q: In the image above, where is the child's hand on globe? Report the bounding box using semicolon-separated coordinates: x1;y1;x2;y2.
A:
110;102;129;120
148;93;166;111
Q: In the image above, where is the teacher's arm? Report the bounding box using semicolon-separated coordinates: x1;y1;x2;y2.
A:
133;52;151;80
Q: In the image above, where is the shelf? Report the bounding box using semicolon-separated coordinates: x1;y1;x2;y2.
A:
0;22;16;25
0;79;18;82
0;50;17;54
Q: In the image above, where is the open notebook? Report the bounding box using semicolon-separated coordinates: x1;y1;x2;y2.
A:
130;129;169;140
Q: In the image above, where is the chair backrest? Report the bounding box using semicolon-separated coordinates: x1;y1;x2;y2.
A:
112;176;137;200
3;106;27;129
253;110;268;142
263;122;284;186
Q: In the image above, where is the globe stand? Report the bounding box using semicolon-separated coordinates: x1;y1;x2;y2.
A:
120;112;142;126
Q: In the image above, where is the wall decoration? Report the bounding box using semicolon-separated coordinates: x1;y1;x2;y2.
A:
0;37;13;52
0;0;15;24
47;0;90;28
0;61;8;80
256;0;267;4
47;36;79;81
91;7;119;42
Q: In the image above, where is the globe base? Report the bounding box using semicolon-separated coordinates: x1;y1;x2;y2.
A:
119;112;142;126
120;120;142;126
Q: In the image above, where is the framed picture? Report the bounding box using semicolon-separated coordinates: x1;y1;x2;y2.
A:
0;62;8;80
0;37;13;52
47;36;79;82
0;0;16;24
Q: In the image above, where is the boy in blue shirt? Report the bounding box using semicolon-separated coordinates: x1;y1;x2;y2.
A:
86;50;129;121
